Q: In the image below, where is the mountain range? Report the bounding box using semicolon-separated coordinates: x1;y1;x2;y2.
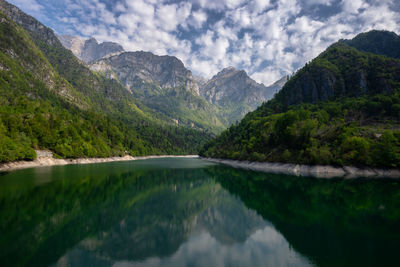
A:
0;0;211;160
89;50;227;132
60;34;283;126
0;0;283;162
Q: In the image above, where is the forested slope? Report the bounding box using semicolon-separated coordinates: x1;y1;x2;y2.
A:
0;9;210;162
200;31;400;168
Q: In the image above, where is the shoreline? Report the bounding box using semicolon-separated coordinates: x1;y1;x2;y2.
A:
0;154;199;172
203;158;400;179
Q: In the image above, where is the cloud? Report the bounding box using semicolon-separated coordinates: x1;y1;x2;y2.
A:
9;0;42;14
7;0;400;86
189;10;207;29
304;0;334;6
342;0;368;14
103;226;310;267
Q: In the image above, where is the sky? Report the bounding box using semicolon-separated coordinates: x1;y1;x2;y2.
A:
8;0;400;86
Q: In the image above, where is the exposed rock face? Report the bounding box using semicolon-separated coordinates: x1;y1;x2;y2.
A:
199;67;278;110
193;75;208;88
265;75;289;97
0;0;63;48
57;34;85;57
80;37;124;62
91;51;200;96
58;35;124;63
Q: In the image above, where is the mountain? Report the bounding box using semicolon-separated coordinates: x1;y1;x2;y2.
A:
199;67;283;124
59;36;283;129
200;30;400;168
274;41;400;107
58;35;124;63
91;51;227;132
266;75;289;95
57;34;85;58
193;75;208;88
91;51;199;95
342;30;400;59
0;0;211;162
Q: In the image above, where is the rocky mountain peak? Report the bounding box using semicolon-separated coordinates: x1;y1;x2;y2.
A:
57;35;124;63
90;51;200;96
200;68;269;107
86;37;98;44
219;66;237;74
199;67;284;124
57;34;85;56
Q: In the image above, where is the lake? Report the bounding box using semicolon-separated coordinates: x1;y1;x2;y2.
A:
0;158;399;267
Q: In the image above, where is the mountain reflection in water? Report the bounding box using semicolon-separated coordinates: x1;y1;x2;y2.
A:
0;158;399;267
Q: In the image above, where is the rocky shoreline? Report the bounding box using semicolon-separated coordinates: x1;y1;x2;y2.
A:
0;151;198;172
203;158;400;178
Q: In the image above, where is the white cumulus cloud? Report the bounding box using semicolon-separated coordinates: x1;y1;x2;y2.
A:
7;0;400;86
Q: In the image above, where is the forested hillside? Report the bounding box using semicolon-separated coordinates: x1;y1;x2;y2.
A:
200;31;400;168
0;9;210;163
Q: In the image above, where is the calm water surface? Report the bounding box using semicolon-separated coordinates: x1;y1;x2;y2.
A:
0;158;399;267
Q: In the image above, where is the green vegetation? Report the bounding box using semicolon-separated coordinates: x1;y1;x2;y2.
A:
0;12;210;162
274;42;400;107
343;30;400;59
201;31;400;168
201;94;400;167
131;84;228;133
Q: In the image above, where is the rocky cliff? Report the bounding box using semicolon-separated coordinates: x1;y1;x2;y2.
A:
57;34;85;57
58;35;124;63
0;0;62;48
199;67;283;123
200;67;271;109
91;51;200;96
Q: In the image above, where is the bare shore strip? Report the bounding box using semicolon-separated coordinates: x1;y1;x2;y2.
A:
203;158;400;179
0;151;198;172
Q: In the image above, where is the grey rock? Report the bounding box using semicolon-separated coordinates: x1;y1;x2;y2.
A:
58;35;124;63
0;0;63;49
200;67;286;109
91;51;200;96
204;158;400;179
57;34;85;57
199;67;286;123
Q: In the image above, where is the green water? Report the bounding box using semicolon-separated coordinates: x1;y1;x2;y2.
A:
0;158;399;267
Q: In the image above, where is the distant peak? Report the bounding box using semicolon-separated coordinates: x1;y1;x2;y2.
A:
216;66;240;77
86;37;98;44
222;66;237;72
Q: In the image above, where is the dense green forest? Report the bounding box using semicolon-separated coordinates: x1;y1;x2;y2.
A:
0;11;210;162
200;31;400;168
